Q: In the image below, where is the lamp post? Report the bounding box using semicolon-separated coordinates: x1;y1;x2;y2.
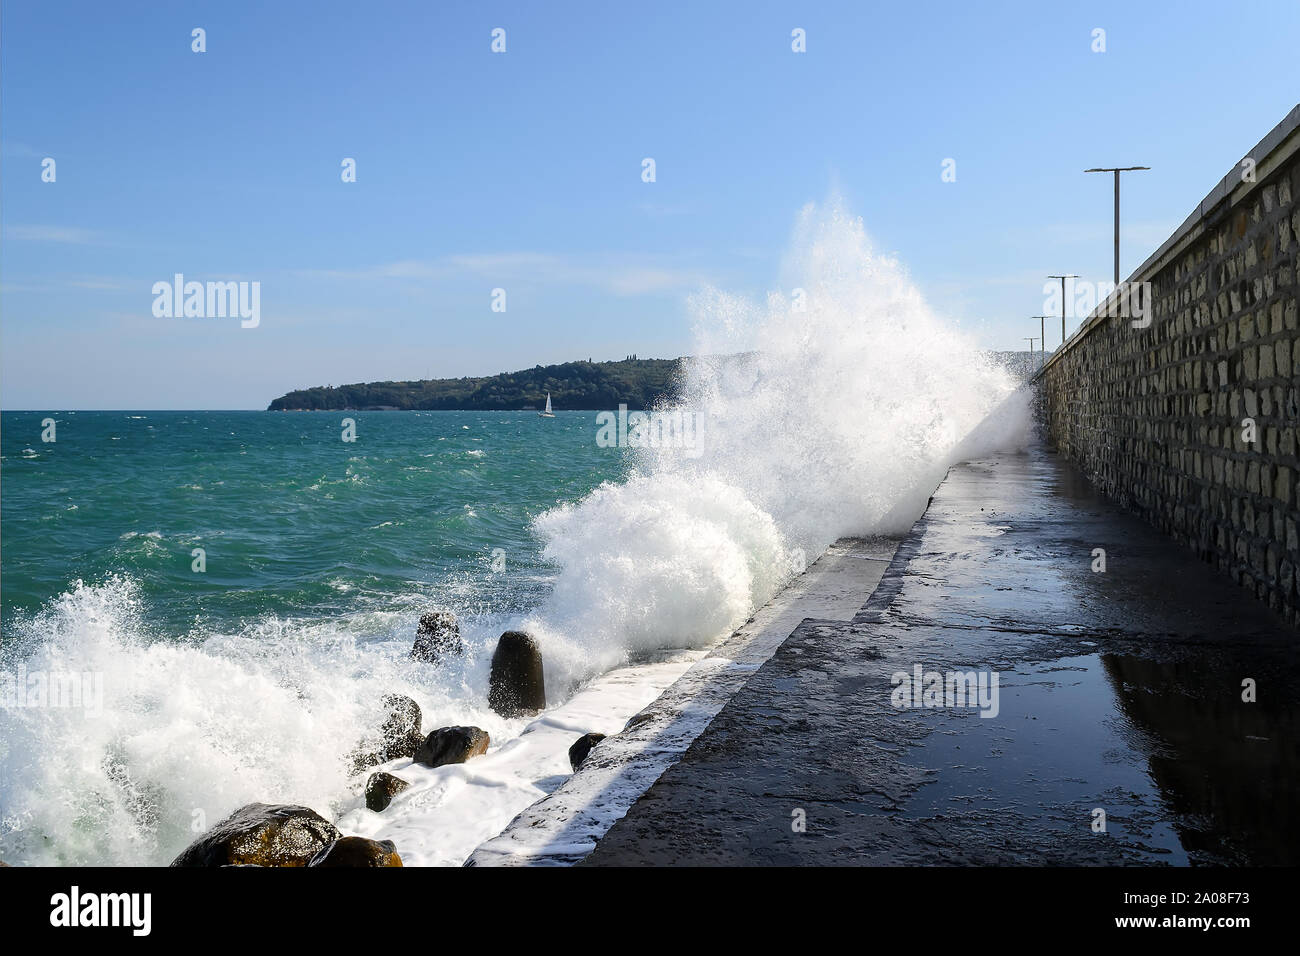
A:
1031;316;1051;365
1047;275;1078;346
1084;166;1150;285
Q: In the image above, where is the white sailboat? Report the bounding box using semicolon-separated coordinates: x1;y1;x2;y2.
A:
538;392;555;418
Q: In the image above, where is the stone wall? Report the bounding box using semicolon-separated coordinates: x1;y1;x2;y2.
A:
1036;106;1300;629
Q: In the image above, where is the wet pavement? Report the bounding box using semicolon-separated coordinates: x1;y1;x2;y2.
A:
467;537;898;865
582;444;1299;866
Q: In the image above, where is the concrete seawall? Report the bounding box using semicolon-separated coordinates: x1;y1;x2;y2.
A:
467;111;1300;868
1036;105;1300;629
567;447;1299;865
466;537;899;865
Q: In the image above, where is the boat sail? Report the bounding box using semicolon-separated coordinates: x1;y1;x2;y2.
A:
539;392;555;417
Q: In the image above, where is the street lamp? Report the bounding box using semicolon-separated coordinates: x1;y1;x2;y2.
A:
1031;316;1051;363
1084;166;1150;285
1047;275;1078;346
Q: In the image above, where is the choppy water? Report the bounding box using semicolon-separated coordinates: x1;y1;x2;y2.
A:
0;410;633;865
0;198;1028;866
2;410;618;634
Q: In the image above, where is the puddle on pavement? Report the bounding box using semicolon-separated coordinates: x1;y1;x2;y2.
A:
897;650;1299;864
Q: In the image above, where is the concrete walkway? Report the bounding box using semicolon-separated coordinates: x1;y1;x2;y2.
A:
582;445;1299;866
466;536;898;865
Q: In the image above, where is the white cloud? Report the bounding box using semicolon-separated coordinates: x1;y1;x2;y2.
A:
299;251;711;296
5;224;101;244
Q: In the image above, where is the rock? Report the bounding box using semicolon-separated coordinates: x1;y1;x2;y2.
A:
487;630;546;717
350;694;424;773
411;610;462;662
568;733;606;771
378;694;423;759
624;710;655;733
309;836;402;867
170;803;340;867
413;726;490;768
365;771;410;812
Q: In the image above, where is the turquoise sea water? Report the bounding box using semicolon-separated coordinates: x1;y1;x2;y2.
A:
0;409;643;865
2;410;623;645
0;204;1024;865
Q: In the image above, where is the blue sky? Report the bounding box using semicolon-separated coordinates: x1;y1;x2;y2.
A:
3;0;1298;409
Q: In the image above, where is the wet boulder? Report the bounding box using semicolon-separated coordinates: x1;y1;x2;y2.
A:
411;610;462;662
350;694;424;773
378;694;423;759
365;771;410;812
568;732;606;771
414;726;490;768
309;836;403;867
170;803;340;867
624;710;655;733
487;630;546;717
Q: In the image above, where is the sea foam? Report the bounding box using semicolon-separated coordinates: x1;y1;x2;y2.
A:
522;198;1026;679
0;199;1027;866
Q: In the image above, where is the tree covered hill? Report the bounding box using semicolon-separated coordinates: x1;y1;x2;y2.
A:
267;357;684;411
267;350;1042;411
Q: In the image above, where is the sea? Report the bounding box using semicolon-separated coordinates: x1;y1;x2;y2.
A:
0;200;1029;865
